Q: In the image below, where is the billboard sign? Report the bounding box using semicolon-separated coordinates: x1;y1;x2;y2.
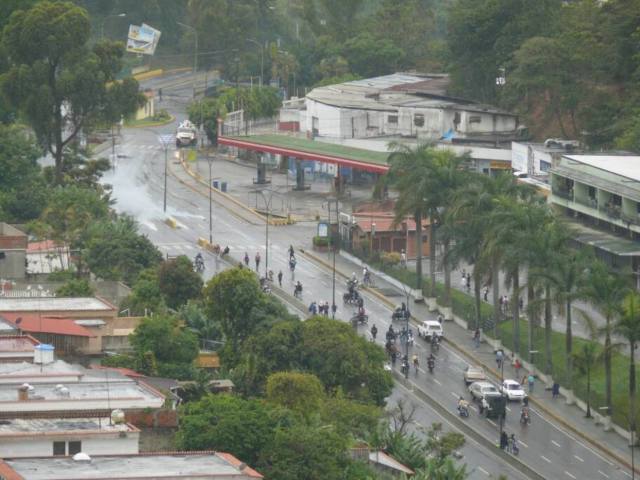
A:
126;23;161;55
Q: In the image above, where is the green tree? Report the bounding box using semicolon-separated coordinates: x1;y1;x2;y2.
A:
130;314;199;375
121;268;166;317
573;314;604;419
616;292;640;437
1;1;143;184
266;371;324;415
55;279;94;297
158;255;203;309
582;260;630;415
342;32;404;78
176;394;283;466
260;422;349;480
83;216;162;286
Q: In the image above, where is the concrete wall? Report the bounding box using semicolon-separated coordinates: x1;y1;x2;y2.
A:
0;224;27;280
0;432;139;457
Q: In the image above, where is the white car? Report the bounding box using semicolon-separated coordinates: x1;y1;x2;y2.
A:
468;381;501;402
417;320;443;340
463;366;486;385
501;379;527;401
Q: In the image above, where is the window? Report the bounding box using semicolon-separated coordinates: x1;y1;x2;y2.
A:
387;115;398;124
468;115;481;124
414;114;425;127
53;441;66;456
68;441;82;455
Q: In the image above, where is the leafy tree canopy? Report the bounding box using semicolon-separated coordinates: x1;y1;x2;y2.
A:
158;255;203;310
55;279;95;297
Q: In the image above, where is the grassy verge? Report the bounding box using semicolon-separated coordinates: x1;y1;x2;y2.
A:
125;114;174;128
497;319;637;427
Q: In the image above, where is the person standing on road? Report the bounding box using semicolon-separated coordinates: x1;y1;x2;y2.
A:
244;252;250;267
331;303;337;317
513;357;522;379
289;257;296;279
466;273;471;292
255;252;261;272
473;328;481;349
400;250;407;268
552;381;560;399
527;374;535;393
500;431;509;450
289;245;295;259
496;349;504;369
483;286;489;302
371;324;378;341
277;270;283;287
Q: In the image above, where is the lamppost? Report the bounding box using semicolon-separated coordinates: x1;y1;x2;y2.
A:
208;156;213;244
101;13;126;39
246;38;264;87
157;134;174;213
370;222;376;255
326;198;340;318
399;283;411;379
178;22;198;99
251;189;275;278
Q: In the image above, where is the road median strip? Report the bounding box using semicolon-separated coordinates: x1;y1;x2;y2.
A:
302;248;638;475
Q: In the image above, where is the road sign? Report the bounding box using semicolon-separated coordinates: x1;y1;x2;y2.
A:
158;134;174;147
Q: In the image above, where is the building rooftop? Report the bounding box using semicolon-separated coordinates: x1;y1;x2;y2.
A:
0;297;114;312
0;417;136;436
0;336;40;353
0;314;94;338
564;154;640;182
0;452;263;479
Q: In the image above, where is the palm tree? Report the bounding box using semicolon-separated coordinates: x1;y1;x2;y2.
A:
582;260;630;416
387;143;434;293
616;292;640;446
574;313;605;418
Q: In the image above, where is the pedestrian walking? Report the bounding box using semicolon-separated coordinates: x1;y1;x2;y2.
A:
483;286;489;302
289;257;296;279
496;349;504;370
466;273;471;292
308;301;317;315
371;324;378;340
500;431;509;451
324;301;330;316
255;252;261;272
513;357;522;378
277;270;283;287
461;268;466;279
244;252;249;267
552;381;560;399
473;328;481;349
400;250;407;269
527;374;535;393
288;245;295;260
158;88;163;102
519;297;524;310
331;303;337;317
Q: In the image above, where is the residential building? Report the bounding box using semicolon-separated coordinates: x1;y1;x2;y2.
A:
0;417;139;458
549;154;640;279
299;73;521;143
512;139;582;176
0;335;40;363
0;224;27;280
25;240;71;276
0;451;263;479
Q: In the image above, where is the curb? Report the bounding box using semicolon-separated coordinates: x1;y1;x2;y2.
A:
302;248;637;474
164;217;177;229
125;114;175;129
133;68;164;81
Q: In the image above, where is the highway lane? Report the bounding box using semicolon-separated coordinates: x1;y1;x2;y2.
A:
104;78;632;479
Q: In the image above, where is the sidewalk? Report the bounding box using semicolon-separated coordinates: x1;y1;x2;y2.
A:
305;245;637;474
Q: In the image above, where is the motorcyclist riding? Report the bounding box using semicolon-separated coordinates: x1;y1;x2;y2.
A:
357;306;366;318
412;353;419;372
431;333;440;352
363;266;371;285
457;396;469;416
427;354;435;373
520;406;530;425
294;281;303;298
401;354;409;375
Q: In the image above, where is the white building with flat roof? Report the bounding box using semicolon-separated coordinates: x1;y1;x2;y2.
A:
0;417;139;458
0;451;263;479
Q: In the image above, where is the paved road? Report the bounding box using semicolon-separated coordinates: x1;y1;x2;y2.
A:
99;72;633;479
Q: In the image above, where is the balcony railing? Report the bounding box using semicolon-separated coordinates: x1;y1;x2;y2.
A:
573;196;598;209
621;212;640;226
552;188;573;201
601;205;622;220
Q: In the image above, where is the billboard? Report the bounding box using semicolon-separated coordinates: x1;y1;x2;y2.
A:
126;23;161;55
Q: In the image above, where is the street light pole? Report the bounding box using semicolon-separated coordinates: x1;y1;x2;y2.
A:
101;13;126;39
246;38;264;87
208;157;213;244
157;134;174;213
178;22;198;98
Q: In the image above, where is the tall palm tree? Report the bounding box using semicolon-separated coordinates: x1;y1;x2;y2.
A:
387;143;435;293
574;313;605;418
582;260;630;416
617;292;640;445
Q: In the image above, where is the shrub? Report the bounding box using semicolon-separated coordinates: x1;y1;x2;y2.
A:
381;251;401;267
312;236;329;247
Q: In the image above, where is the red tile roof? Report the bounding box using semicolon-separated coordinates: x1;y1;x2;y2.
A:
0;313;95;337
352;212;429;233
26;240;64;253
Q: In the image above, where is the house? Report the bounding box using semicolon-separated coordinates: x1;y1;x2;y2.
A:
297;73;521;143
0;297;141;355
549;154;640;283
512;139;582;177
0;417;139;458
0;335;41;363
0;224;27;280
25;240;71;276
0;451;263;480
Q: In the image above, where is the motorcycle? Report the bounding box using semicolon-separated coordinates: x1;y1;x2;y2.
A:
430;337;440;353
194;257;205;273
511;440;520;456
343;290;361;305
391;306;410;322
401;361;409;376
427;359;435;374
520;409;531;425
458;404;469;418
350;312;369;326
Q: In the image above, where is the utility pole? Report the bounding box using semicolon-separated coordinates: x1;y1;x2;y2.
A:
208;156;213;244
178;22;198;99
157;134;174;213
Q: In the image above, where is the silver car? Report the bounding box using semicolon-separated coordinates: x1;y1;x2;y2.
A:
468;381;501;401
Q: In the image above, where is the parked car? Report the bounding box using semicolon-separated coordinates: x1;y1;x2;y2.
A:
463;366;486;385
417;320;443;340
501;379;527;401
468;381;501;402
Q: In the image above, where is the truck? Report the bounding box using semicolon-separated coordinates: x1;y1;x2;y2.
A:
176;120;197;147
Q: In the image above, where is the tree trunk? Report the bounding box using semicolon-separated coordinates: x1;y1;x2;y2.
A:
474;271;481;330
415;212;423;293
605;316;613;416
429;214;437;298
630;342;637;442
443;238;451;307
512;267;520;355
527;280;535;364
492;258;500;338
544;284;553;375
566;299;573;386
586;371;592;418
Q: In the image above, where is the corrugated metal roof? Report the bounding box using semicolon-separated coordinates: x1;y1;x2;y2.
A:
0;297;114;312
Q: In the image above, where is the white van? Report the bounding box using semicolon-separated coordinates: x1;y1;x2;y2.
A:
417;320;443;340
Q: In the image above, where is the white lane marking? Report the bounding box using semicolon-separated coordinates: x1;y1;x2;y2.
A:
540;455;551;463
519;440;528;448
552;440;561;448
433;378;442;385
623;471;632;478
565;471;576;479
506;406;511;412
598;471;609;478
478;466;489;475
573;455;583;462
487;419;497;427
142;221;158;231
